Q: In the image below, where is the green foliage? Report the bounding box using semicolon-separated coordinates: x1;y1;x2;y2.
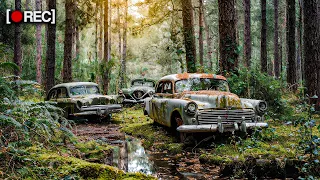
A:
228;69;293;120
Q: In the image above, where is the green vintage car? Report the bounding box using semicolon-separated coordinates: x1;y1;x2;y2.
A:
46;82;123;120
119;78;156;104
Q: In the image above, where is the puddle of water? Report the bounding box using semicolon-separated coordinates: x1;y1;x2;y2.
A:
113;137;155;175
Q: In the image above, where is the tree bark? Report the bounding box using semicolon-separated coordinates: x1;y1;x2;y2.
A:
99;2;104;61
108;0;112;61
14;0;22;78
36;0;42;84
199;0;204;69
118;1;122;61
45;0;56;93
260;0;267;73
103;0;109;94
63;0;74;82
75;26;80;60
204;13;212;70
120;0;128;89
243;0;251;68
274;0;280;78
181;0;197;73
218;0;238;75
287;0;297;90
303;0;320;96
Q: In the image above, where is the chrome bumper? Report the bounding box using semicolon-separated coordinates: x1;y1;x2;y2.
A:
176;122;268;133
73;104;122;117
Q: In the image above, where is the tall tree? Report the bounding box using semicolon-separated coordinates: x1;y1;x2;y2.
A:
36;0;42;84
218;0;238;75
120;0;127;88
108;0;112;61
103;0;109;94
181;0;197;73
287;0;297;90
204;13;212;70
260;0;267;73
63;0;74;82
198;0;204;68
45;0;56;93
14;0;22;78
243;0;251;68
274;0;280;78
303;0;320;96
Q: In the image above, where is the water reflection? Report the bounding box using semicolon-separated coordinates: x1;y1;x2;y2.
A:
113;137;155;175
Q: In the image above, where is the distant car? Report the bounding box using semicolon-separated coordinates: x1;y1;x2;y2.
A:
144;73;268;141
119;78;156;104
46;82;123;120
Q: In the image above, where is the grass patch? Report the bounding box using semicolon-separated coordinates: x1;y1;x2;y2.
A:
113;107;183;153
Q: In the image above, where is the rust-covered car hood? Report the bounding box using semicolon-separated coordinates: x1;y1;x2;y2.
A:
181;90;253;109
71;94;116;105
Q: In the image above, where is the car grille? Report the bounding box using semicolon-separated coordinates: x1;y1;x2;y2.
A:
197;109;255;124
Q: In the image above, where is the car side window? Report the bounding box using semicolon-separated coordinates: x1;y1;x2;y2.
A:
48;89;57;100
57;88;68;98
156;82;164;93
163;82;173;94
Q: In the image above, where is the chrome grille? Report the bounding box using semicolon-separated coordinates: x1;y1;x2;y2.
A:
197;109;255;124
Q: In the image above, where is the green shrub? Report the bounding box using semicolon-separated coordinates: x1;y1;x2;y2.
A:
228;69;293;120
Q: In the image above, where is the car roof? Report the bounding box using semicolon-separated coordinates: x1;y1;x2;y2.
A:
131;78;155;83
51;82;98;89
159;73;227;81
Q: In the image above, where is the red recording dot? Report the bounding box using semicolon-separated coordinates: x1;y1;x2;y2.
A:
11;10;23;23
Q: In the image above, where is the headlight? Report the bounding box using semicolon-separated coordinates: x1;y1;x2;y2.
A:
185;102;197;115
76;101;83;109
256;101;267;114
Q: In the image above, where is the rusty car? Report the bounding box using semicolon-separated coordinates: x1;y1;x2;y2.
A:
119;78;156;104
143;73;268;141
46;82;123;120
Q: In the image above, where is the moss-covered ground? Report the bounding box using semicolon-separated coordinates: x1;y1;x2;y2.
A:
113;106;320;178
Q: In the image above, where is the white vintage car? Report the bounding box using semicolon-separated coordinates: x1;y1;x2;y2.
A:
143;73;268;141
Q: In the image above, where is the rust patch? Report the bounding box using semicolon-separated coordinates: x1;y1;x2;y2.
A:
175;73;227;81
176;72;190;79
181;90;239;97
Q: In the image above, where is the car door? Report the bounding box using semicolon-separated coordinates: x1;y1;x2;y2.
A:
151;81;173;126
56;87;72;115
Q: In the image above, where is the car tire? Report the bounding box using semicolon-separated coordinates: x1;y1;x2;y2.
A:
172;115;186;143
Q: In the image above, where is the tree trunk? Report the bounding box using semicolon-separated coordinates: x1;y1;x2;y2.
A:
99;2;104;61
181;0;197;73
36;0;42;84
298;0;304;83
108;0;112;61
14;0;22;78
118;2;122;61
199;0;204;69
63;0;74;82
287;0;297;90
45;0;56;93
103;0;109;94
76;27;80;60
204;13;212;70
243;0;251;68
260;0;267;73
120;0;128;89
274;0;280;78
303;0;320;96
218;0;238;75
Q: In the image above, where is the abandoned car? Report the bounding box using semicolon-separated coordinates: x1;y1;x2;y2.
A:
143;73;268;140
119;78;156;104
46;82;123;120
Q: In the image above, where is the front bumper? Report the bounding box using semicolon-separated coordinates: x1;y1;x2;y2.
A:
176;122;268;133
123;99;144;104
73;104;122;117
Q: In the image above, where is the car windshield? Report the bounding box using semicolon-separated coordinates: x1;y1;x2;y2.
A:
132;80;154;87
70;85;100;96
175;78;230;93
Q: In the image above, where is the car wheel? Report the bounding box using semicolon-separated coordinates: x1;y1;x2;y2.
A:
172;115;187;143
